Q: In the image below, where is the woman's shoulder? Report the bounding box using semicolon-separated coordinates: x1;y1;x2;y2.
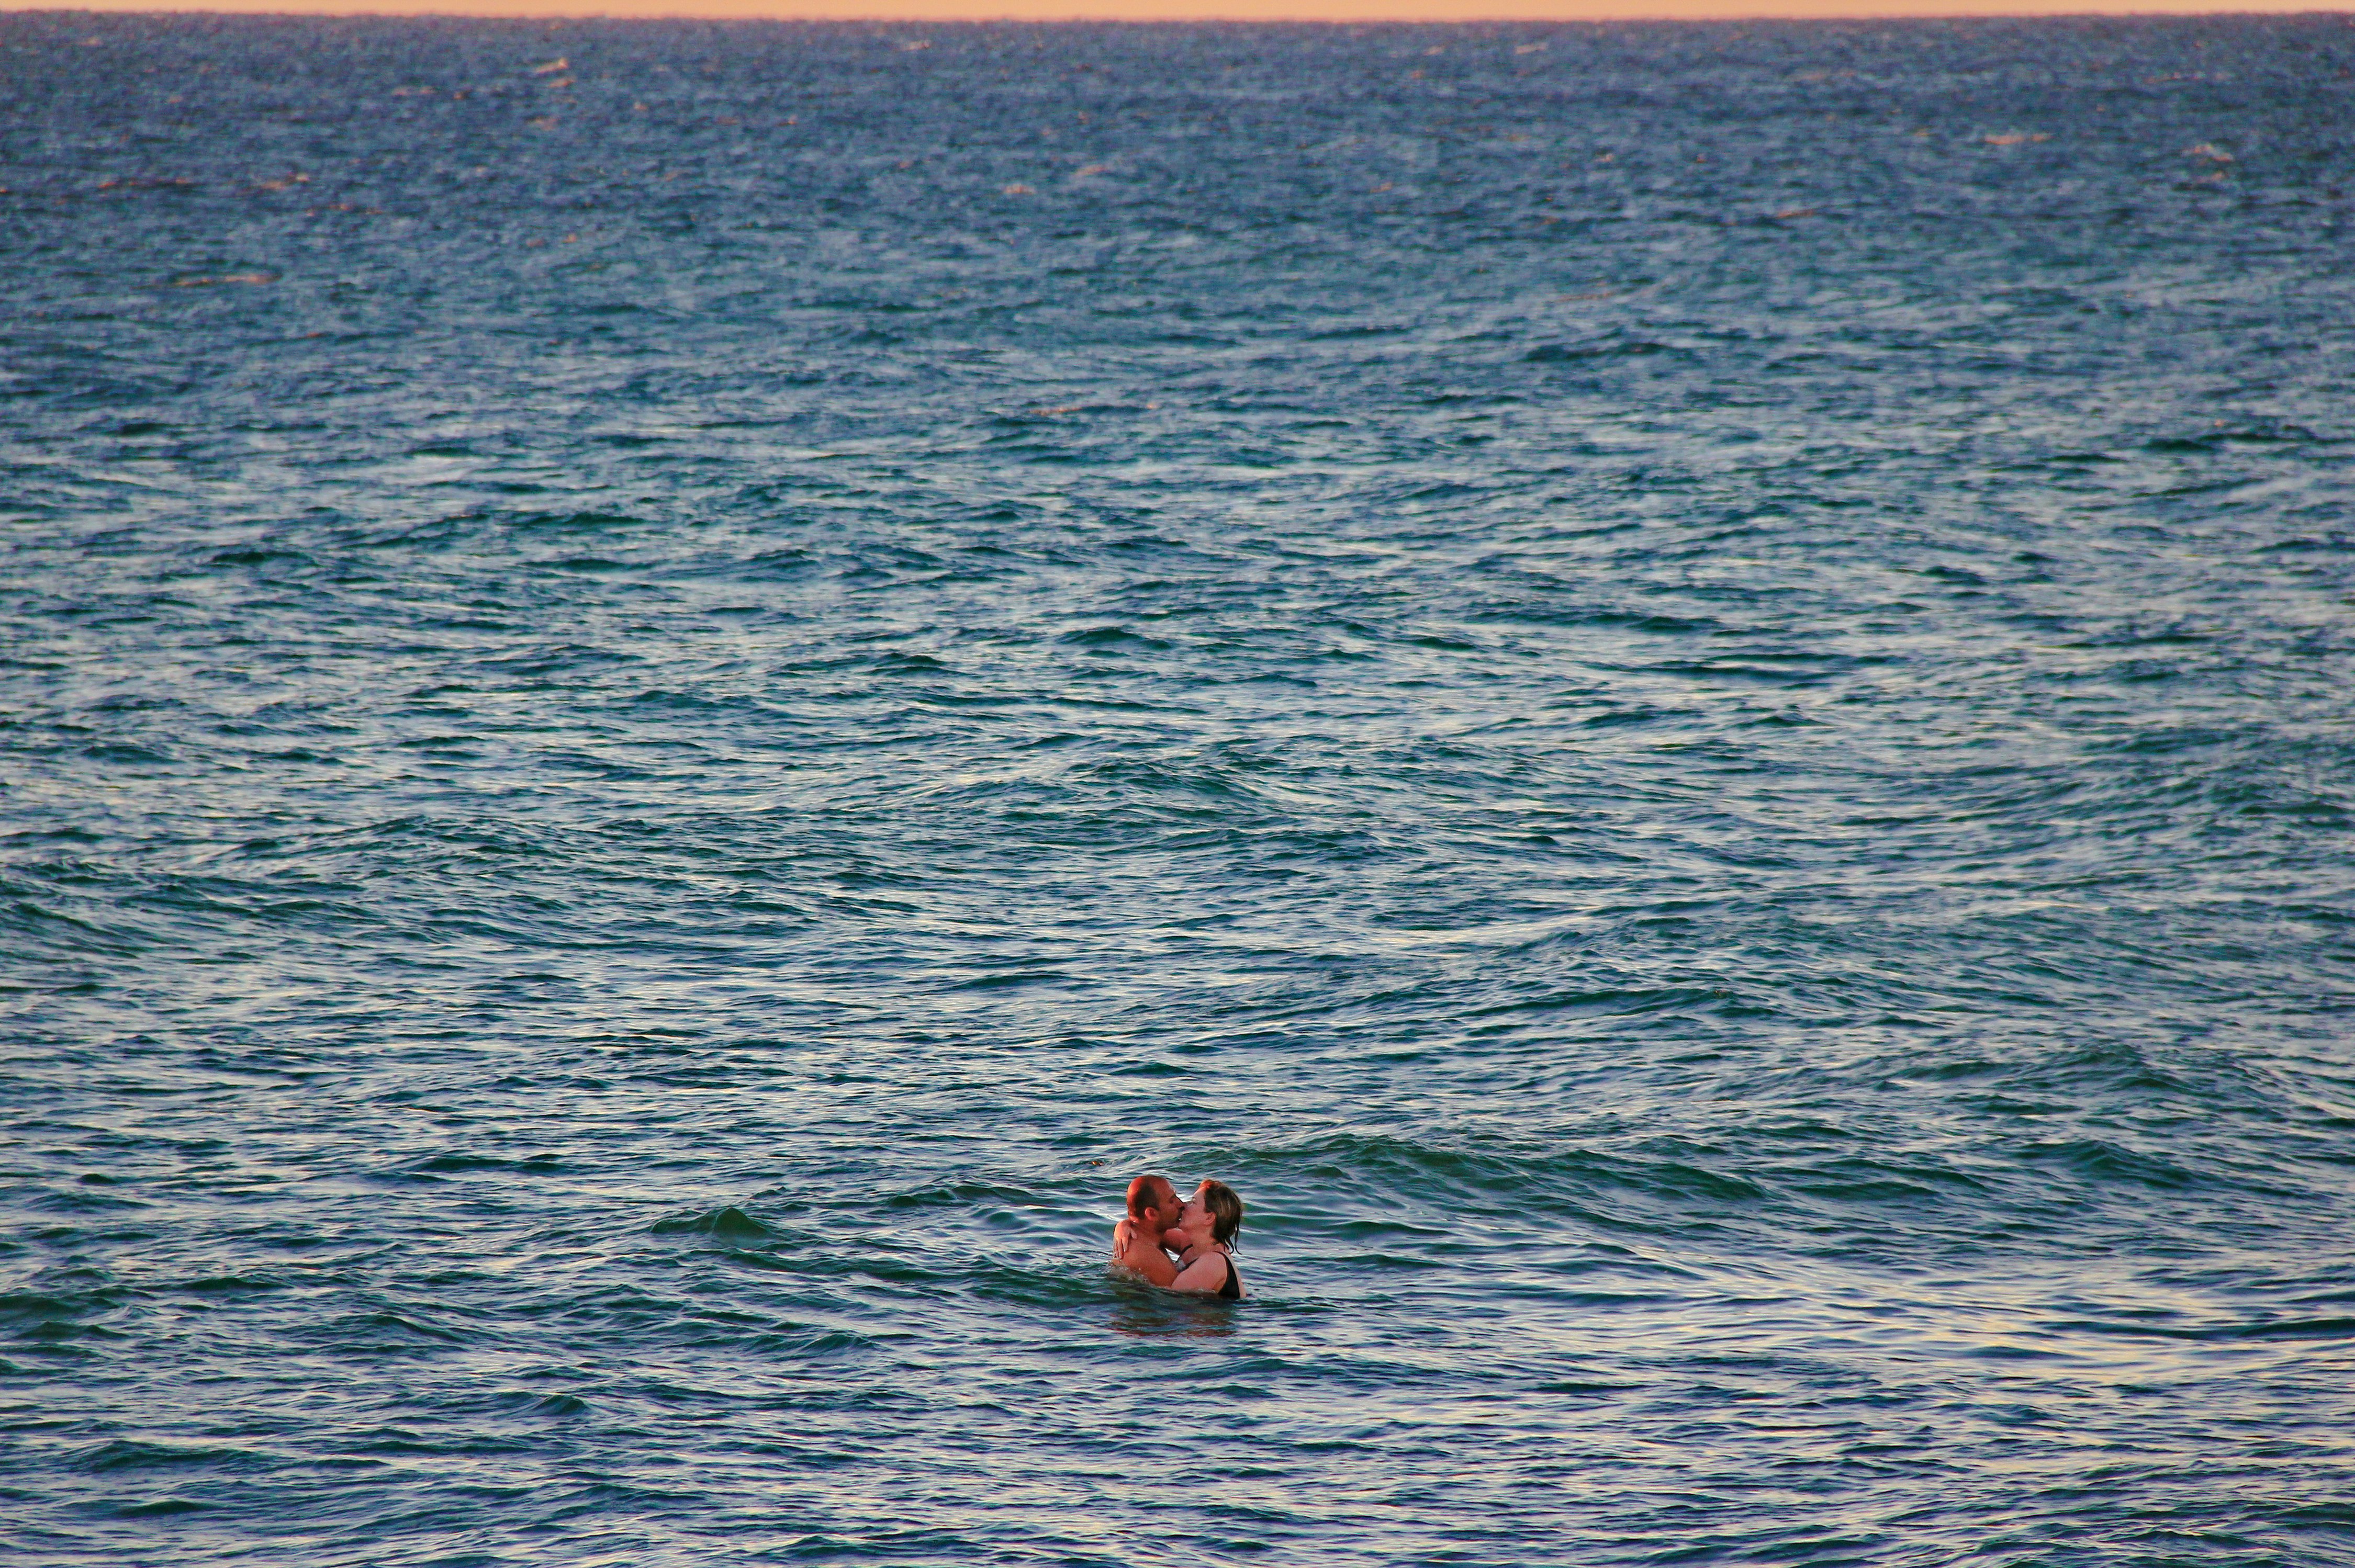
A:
1171;1245;1238;1295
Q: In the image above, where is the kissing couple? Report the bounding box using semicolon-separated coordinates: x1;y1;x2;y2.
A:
1111;1174;1245;1299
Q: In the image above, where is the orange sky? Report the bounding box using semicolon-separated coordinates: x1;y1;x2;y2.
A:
8;0;2343;17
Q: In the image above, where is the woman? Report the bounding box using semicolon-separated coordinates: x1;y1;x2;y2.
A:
1167;1179;1245;1300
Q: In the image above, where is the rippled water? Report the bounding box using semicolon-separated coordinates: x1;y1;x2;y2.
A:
5;12;2354;1564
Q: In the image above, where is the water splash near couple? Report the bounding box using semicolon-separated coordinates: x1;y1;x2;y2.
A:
1111;1175;1245;1300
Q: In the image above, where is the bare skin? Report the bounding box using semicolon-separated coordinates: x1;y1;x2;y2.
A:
1165;1183;1242;1298
1111;1176;1181;1288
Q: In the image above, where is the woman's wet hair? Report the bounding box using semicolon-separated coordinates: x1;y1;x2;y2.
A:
1199;1180;1243;1245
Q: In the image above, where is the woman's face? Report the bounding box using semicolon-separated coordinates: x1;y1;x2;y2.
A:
1174;1187;1216;1247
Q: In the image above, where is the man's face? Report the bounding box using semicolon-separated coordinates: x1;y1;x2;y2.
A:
1145;1180;1181;1228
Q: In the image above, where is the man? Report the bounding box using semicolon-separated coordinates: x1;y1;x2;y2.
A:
1111;1172;1182;1287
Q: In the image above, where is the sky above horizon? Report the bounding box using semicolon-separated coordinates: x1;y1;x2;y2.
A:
6;1;2343;19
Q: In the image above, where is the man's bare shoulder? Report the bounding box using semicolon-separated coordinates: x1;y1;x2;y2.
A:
1112;1224;1178;1285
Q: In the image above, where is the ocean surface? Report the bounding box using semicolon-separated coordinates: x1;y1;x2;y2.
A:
5;12;2354;1565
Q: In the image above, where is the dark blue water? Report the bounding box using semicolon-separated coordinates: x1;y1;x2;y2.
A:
6;13;2354;1564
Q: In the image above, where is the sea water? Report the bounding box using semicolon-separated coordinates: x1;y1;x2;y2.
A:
4;13;2353;1565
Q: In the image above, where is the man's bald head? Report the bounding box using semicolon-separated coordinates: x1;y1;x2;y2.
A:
1126;1173;1180;1224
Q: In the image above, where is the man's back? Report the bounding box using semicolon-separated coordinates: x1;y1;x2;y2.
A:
1112;1215;1179;1287
1112;1175;1183;1287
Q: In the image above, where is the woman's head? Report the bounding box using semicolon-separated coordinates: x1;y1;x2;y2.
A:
1180;1179;1244;1247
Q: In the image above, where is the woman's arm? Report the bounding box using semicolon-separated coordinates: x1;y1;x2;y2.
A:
1114;1220;1180;1287
1169;1250;1231;1294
